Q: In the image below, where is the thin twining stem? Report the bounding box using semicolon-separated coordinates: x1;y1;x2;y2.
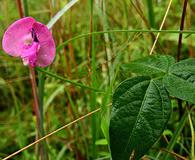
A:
2;108;101;160
57;29;195;51
149;0;173;55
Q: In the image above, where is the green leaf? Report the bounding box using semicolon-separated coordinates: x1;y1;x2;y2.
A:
163;58;195;104
122;55;175;76
109;76;171;160
169;58;195;75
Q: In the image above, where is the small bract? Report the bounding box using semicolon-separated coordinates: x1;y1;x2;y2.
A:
2;17;56;67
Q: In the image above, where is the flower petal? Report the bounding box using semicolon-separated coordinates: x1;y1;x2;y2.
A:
32;22;56;67
2;17;36;57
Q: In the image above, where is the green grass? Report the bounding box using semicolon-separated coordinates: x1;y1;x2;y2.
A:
0;0;194;159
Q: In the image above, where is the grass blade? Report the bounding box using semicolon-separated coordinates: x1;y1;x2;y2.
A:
36;67;103;92
146;0;155;28
162;111;188;159
56;29;195;51
47;0;79;29
188;111;194;159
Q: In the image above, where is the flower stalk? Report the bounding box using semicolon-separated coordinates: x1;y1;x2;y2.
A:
15;0;49;159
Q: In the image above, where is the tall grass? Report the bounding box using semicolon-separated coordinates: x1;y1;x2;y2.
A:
0;0;194;160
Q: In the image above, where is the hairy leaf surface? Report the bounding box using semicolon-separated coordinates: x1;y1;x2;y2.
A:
163;58;195;103
122;55;175;76
109;76;171;160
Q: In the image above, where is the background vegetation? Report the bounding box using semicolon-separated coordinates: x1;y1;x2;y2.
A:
0;0;194;159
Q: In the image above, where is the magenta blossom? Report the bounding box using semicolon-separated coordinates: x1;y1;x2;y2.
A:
2;17;55;67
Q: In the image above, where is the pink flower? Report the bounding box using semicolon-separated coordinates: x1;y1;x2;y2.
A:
2;17;56;67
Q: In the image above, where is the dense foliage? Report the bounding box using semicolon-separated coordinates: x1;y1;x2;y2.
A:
0;0;194;160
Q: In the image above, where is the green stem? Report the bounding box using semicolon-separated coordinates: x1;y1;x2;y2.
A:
38;72;45;135
163;111;188;159
188;111;194;159
57;29;195;51
38;71;49;160
65;89;89;159
22;0;29;16
89;0;98;158
36;67;103;92
146;0;155;28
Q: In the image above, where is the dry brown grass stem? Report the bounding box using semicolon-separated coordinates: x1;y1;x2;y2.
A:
149;0;173;55
2;108;101;160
